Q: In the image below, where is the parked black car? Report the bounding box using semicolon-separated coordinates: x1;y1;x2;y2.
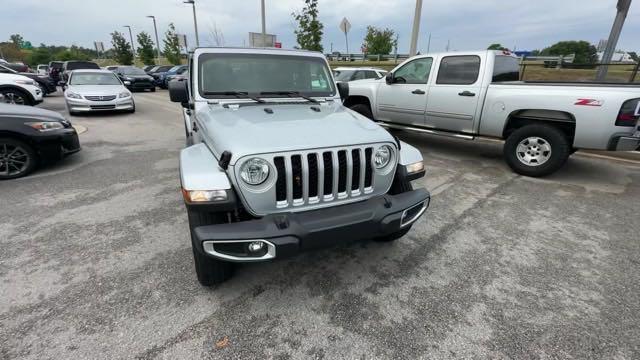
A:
0;64;56;95
142;65;156;72
0;101;80;179
114;66;156;92
61;60;100;83
147;65;173;86
48;61;64;83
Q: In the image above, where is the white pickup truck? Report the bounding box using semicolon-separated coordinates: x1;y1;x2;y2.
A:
345;50;640;176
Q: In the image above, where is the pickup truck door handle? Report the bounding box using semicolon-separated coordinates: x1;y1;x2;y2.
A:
458;91;476;97
192;121;199;132
411;89;426;95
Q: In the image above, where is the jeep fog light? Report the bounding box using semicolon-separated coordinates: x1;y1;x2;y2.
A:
182;189;227;202
247;241;264;252
405;161;424;174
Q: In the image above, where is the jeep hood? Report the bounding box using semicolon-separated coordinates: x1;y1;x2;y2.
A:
194;101;394;164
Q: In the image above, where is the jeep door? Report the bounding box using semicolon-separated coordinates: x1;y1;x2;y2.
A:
375;57;433;127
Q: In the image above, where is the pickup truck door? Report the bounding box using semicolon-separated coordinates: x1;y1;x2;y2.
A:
375;57;433;126
425;55;483;133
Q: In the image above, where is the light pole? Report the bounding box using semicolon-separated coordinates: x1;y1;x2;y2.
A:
409;0;423;56
124;25;136;56
146;15;162;59
261;0;266;46
596;0;632;81
184;0;200;47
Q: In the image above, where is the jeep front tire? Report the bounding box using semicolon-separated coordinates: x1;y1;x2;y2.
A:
188;210;235;286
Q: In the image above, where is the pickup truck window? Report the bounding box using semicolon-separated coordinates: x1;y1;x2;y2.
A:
492;56;520;82
394;57;433;84
198;53;335;98
436;55;480;85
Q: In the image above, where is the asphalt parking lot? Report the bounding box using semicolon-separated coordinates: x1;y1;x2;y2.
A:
1;91;639;359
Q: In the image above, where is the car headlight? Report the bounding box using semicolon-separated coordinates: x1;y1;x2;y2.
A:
119;92;131;98
239;158;270;185
66;91;82;99
14;79;35;86
374;145;393;169
25;121;65;132
125;77;134;81
182;189;228;202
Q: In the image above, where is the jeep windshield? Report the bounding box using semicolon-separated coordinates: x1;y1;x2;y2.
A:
198;53;335;99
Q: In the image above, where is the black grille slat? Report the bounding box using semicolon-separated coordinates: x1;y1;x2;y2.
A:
337;150;347;193
364;148;373;188
291;155;303;199
322;152;333;195
307;154;319;198
274;157;286;202
351;149;361;191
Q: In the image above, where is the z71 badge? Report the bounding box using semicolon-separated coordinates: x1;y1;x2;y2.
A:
574;98;604;106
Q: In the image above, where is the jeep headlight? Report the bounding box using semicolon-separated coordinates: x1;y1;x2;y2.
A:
374;145;393;169
239;158;270;185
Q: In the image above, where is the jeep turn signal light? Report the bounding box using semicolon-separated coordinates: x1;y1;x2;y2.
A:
405;161;425;174
182;189;228;202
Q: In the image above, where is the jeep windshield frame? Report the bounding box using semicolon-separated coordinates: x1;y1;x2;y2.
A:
197;53;336;100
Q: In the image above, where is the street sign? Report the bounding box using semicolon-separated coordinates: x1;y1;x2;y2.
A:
177;34;188;49
339;17;351;34
94;41;105;53
339;17;351;54
249;32;276;47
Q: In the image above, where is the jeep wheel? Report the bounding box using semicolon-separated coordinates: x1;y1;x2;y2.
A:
504;124;570;177
188;210;234;286
349;103;373;120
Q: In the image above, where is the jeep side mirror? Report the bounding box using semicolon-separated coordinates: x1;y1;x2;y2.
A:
169;79;189;106
337;82;349;102
385;72;394;85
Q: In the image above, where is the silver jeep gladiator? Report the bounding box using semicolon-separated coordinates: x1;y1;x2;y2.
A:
169;48;430;286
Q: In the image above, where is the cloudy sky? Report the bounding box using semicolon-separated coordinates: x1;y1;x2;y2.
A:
2;0;639;53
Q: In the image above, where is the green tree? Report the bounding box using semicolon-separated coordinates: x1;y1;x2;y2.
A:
628;51;638;62
540;40;598;64
137;31;156;65
292;0;324;52
163;23;182;65
9;34;24;47
362;26;396;55
0;42;24;62
111;31;134;65
487;43;506;50
26;44;52;66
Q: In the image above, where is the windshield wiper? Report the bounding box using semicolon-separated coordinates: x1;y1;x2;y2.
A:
260;91;318;103
203;91;265;103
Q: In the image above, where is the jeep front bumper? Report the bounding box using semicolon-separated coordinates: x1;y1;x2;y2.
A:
193;188;430;262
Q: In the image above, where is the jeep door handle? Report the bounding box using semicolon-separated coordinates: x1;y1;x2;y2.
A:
458;91;476;97
411;89;425;95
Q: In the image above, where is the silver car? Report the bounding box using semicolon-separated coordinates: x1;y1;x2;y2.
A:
63;69;135;116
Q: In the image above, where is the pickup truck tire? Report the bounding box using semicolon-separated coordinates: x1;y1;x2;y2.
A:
375;177;413;242
504;124;570;177
188;210;235;286
349;103;373;120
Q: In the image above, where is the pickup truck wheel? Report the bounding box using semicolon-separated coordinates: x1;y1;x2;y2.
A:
349;103;373;120
504;124;570;177
188;210;235;286
375;176;414;242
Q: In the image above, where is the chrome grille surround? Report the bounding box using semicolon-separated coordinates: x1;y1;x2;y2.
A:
233;142;397;216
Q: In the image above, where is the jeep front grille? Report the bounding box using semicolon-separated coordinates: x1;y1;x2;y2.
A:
234;143;396;216
273;147;374;207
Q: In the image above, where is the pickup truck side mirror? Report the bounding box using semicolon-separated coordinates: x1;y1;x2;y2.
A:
385;72;394;85
169;78;189;106
337;82;349;102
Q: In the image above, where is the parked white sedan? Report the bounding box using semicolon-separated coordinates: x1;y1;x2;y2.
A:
63;69;135;116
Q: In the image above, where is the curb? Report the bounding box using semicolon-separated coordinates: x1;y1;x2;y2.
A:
73;125;88;134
